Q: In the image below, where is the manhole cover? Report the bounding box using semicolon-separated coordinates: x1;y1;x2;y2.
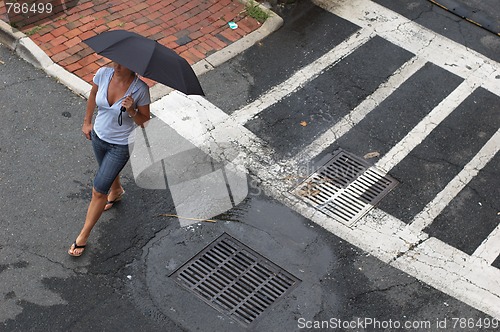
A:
170;233;301;327
292;149;398;226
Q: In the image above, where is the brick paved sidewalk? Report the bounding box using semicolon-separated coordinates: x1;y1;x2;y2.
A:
0;0;262;85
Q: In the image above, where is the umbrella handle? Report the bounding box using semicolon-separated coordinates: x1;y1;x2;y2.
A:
118;109;124;126
118;102;128;126
120;78;137;113
118;77;138;125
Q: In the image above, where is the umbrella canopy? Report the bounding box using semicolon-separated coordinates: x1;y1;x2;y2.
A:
83;30;204;96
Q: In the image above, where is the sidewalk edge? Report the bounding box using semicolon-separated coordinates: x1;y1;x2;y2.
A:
0;4;283;101
151;2;284;101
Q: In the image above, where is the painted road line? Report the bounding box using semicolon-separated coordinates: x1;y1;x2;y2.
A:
293;56;426;164
245;36;415;160
231;29;374;125
409;128;500;234
473;224;500;265
375;79;477;172
152;92;253;147
259;163;500;320
151;92;275;169
313;0;500;97
392;237;500;320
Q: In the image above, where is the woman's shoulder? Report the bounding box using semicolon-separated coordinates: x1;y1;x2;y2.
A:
94;66;113;82
136;77;150;92
99;66;114;76
134;77;151;105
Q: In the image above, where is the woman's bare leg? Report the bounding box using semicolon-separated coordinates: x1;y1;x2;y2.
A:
69;187;108;255
104;175;124;210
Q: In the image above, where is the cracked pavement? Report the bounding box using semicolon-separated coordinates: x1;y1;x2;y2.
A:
1;0;500;330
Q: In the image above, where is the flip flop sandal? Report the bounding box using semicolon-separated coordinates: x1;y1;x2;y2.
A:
104;190;125;211
68;241;86;257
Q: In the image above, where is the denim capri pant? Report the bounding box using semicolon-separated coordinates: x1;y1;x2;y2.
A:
91;130;130;195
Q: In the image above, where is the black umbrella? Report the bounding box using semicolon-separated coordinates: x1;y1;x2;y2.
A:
83;30;204;96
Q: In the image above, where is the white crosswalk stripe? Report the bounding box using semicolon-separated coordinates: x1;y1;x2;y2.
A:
409;128;500;233
294;56;426;164
375;79;478;173
473;223;500;265
313;0;500;96
152;0;500;320
232;28;374;125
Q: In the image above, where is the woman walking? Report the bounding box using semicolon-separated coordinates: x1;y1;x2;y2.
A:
68;62;150;257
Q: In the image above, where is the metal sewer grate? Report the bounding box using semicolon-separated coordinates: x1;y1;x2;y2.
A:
292;149;398;226
170;233;301;327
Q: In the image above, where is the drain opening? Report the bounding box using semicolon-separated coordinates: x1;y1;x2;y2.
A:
292;149;398;226
170;233;301;327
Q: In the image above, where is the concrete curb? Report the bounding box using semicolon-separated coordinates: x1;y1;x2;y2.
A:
0;20;93;98
151;1;284;101
0;2;283;101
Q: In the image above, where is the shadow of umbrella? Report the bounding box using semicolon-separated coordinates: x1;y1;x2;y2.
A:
129;116;249;227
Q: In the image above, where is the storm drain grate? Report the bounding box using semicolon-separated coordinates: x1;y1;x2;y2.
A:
170;233;301;327
292;149;398;226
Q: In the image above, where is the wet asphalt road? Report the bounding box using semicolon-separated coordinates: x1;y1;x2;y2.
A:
1;0;499;331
